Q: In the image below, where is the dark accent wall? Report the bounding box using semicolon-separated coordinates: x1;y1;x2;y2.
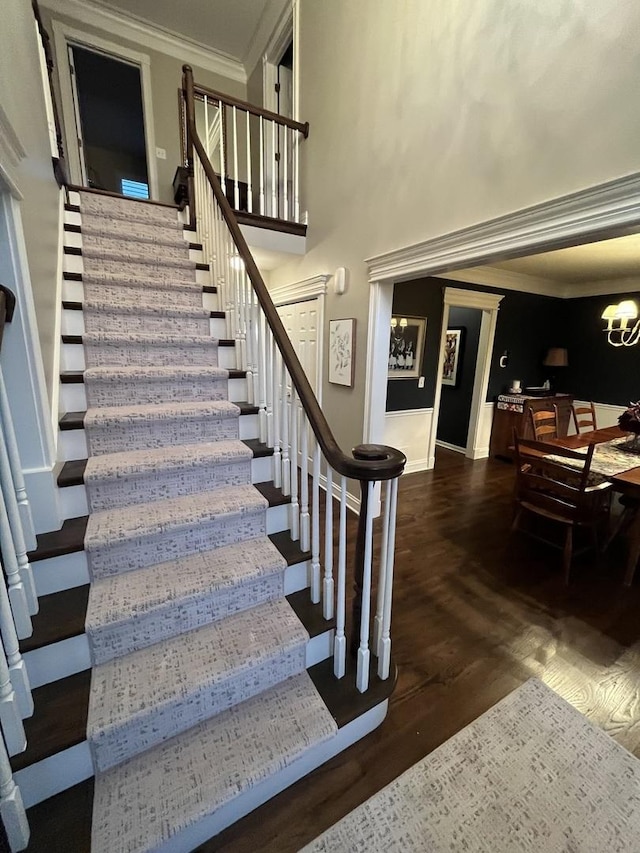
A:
563;292;640;406
386;277;566;412
436;307;482;447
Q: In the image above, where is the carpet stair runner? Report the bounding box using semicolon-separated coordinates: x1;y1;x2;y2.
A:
69;190;337;852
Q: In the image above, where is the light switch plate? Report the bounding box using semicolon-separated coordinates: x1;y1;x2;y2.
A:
155;147;167;160
418;376;425;388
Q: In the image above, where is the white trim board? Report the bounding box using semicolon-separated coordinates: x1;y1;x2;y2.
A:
0;105;26;169
269;274;330;306
366;172;640;285
52;20;159;199
42;0;246;83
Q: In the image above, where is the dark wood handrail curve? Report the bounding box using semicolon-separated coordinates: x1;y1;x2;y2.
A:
193;82;309;137
182;65;405;483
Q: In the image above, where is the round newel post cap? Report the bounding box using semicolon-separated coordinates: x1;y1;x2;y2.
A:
352;444;407;480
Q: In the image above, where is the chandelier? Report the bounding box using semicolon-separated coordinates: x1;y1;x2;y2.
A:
601;300;640;347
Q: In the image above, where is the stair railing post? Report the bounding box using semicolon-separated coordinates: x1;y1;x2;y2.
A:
0;374;34;552
0;731;29;852
182;65;197;231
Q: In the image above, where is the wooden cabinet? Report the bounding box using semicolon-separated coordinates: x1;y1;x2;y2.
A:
490;394;574;460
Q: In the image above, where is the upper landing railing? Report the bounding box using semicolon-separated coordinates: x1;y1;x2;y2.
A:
182;65;406;694
179;79;309;229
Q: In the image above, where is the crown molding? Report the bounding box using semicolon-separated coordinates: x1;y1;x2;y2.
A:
366;172;640;285
561;277;640;299
269;274;330;306
436;265;561;298
443;287;504;312
0;106;26;170
42;0;246;83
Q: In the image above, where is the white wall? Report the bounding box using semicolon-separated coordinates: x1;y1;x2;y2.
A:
269;0;640;468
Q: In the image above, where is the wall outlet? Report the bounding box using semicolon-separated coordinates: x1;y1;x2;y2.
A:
155;147;167;160
418;376;425;389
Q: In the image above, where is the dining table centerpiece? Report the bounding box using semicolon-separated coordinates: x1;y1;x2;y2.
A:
619;401;640;451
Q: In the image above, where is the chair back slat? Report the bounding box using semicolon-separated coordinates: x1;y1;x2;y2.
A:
572;402;597;434
530;405;558;440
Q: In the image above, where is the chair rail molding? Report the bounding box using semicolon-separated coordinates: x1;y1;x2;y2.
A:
365;171;640;284
44;0;246;83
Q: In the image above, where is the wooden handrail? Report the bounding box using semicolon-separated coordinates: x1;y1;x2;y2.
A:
193;82;309;137
182;65;404;483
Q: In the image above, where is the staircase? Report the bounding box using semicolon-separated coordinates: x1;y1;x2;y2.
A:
12;188;396;852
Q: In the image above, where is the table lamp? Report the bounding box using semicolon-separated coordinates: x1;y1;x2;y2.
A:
543;347;568;392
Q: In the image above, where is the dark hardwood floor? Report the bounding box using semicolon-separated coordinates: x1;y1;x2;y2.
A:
209;448;640;852
26;449;640;851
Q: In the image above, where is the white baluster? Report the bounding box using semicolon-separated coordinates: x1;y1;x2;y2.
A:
245;111;253;214
271;120;277;218
323;464;334;620
0;632;25;757
259;116;265;216
373;478;392;655
219;103;227;202
0;499;30;641
310;440;320;603
244;274;254;405
280;357;290;495
356;481;376;693
272;340;282;487
232;106;240;210
0;735;29;851
250;292;260;420
300;414;310;551
333;475;347;678
265;327;274;449
238;265;247;372
257;310;267;443
283;125;289;221
0;426;36;616
378;477;399;681
294;129;300;224
0;554;32;718
289;390;300;540
0;375;34;551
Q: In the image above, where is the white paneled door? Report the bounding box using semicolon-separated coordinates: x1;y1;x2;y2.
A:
276;299;321;400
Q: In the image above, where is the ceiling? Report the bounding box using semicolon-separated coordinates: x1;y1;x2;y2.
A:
490;233;640;285
89;0;277;62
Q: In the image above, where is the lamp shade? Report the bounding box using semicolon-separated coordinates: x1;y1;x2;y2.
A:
543;347;568;367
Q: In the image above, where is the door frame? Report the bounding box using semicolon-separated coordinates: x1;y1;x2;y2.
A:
52;20;159;199
262;1;299;121
430;288;503;466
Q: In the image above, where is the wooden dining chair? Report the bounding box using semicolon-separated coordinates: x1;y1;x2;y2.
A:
529;405;558;440
511;434;612;584
572;402;597;434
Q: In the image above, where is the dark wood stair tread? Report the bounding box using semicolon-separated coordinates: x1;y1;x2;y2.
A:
309;656;398;729
59;402;249;431
60;367;245;383
254;481;290;507
234;401;259;415
63;270;217;293
287;590;334;639
268;530;309;565
28;516;88;562
10;670;90;772
20;586;89;653
26;779;93;853
243;438;273;458
57;459;87;487
62;300;224;319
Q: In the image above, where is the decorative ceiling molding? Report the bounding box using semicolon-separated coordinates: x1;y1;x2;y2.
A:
366;172;640;285
42;0;247;83
269;274;330;306
0;106;26;169
443;287;504;312
562;277;640;299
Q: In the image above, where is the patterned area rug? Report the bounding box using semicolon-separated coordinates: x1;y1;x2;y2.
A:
302;679;640;852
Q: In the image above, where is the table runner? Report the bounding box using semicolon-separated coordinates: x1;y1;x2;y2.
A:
547;438;640;483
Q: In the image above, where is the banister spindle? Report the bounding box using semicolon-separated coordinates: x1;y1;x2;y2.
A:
232;106;239;210
219;103;227;202
0;375;34;550
299;414;310;551
333;475;348;678
259;116;265;216
272;340;282;487
0;552;32;719
257;311;267;443
289;389;300;540
355;480;375;693
373;479;392;656
271;120;277;218
294;128;300;224
283;126;289;221
0;631;25;757
0;732;29;851
280;357;290;495
310;440;321;603
0;499;30;641
323;464;334;620
245;111;253;213
265;327;274;450
377;477;399;680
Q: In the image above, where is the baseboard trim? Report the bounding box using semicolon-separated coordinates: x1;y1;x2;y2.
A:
435;440;466;454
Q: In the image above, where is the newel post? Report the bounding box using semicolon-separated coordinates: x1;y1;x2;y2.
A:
182;65;197;231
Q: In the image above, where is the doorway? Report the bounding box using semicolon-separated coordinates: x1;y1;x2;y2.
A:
53;22;159;199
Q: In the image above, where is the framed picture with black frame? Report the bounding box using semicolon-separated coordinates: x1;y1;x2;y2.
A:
442;326;465;387
388;316;427;379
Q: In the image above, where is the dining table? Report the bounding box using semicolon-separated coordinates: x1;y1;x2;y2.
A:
548;425;640;586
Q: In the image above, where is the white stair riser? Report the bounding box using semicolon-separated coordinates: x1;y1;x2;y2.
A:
60;376;247;412
62;309;227;339
62;279;220;312
61;341;236;372
56;455;273;517
57;410;257;461
64;256;211;286
15;686;387;818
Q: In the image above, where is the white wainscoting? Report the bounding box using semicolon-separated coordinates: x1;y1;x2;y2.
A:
569;400;626;433
384;409;433;473
474;401;494;459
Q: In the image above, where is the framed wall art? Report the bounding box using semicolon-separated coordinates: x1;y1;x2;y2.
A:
388;316;426;380
329;318;356;386
442;327;465;387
